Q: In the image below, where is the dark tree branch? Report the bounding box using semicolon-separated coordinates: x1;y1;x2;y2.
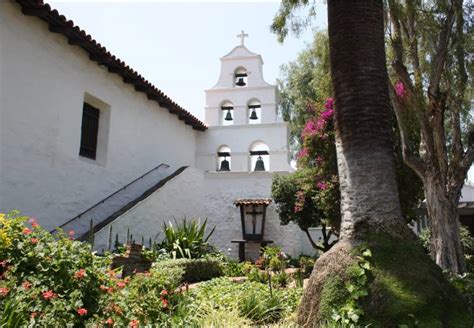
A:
389;84;426;181
303;228;325;252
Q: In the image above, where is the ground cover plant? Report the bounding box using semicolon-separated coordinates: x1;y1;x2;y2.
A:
0;212;305;327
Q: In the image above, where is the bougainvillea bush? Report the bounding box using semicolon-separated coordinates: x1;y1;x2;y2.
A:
0;211;184;327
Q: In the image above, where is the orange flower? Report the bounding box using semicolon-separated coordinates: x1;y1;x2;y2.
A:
74;269;86;279
22;228;32;235
42;290;56;300
29;218;39;228
0;287;9;297
30;238;39;244
22;281;32;289
116;281;126;288
77;308;88;316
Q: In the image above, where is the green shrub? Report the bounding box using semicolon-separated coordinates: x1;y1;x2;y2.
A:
183;277;302;325
160;218;216;259
0;211;110;327
154;258;223;283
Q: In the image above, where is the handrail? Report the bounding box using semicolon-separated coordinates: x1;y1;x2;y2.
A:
55;163;170;230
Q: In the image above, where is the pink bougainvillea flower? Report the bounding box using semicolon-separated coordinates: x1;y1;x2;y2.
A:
29;217;39;228
321;109;335;120
129;319;139;328
297;148;309;159
22;281;32;289
301;120;317;138
395;80;405;97
30;238;39;244
22;228;32;235
0;287;9;297
325;97;334;110
317;182;328;190
77;308;88;316
74;269;86;279
42;290;56;300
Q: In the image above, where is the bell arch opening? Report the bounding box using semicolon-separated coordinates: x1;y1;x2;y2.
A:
247;99;261;124
234;67;248;88
220;100;234;126
249;141;269;172
217;145;231;172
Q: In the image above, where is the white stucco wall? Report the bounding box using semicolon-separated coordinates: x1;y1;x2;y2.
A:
196;123;291;172
94;167;303;259
0;2;198;230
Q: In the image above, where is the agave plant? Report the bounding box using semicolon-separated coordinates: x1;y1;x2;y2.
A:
160;218;216;259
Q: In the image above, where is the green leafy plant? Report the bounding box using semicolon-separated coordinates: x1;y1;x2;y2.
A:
153;258;223;283
331;248;372;326
160;218;216;259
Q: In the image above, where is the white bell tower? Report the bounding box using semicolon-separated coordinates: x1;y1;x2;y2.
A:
196;32;290;173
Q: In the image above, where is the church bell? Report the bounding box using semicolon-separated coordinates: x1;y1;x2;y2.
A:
219;158;230;171
254;156;265;171
249;108;258;120
224;109;233;121
235;77;246;87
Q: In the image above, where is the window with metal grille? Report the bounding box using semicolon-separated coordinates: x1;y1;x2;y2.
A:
79;102;100;160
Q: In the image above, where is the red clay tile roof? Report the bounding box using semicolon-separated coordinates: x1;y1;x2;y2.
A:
16;0;207;131
234;198;272;206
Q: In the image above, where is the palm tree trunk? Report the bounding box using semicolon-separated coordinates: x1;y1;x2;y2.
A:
329;0;402;238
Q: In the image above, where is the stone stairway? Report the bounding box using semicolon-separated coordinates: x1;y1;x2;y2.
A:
56;164;187;240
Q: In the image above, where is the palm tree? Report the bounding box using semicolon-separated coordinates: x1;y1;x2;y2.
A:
296;1;470;326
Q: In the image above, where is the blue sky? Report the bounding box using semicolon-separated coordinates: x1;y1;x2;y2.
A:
49;1;328;120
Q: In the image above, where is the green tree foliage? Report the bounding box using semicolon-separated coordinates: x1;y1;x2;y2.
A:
273;29;423;252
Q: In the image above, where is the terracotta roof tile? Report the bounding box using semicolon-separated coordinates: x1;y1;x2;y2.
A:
16;0;207;131
234;198;272;206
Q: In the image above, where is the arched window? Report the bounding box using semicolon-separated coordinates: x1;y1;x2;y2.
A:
234;67;248;87
248;99;261;124
217;145;231;171
220;100;234;126
249;141;269;172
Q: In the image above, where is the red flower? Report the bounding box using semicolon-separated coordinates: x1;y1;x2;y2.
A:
22;281;32;289
29;218;39;228
116;281;126;288
105;318;114;326
160;289;168;296
77;308;88;316
74;269;86;279
100;285;113;293
22;228;32;235
31;312;38;318
161;297;168;308
42;290;56;300
68;230;75;239
30;238;39;244
129;319;139;328
0;287;9;297
0;261;7;267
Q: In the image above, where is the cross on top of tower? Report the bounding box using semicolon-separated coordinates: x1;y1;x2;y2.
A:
237;30;249;46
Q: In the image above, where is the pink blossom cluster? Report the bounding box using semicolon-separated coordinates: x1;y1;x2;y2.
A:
301;98;335;140
294;191;305;213
395;80;405;97
301;120;317;138
317;181;328;190
324;98;334;110
297;148;309;159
